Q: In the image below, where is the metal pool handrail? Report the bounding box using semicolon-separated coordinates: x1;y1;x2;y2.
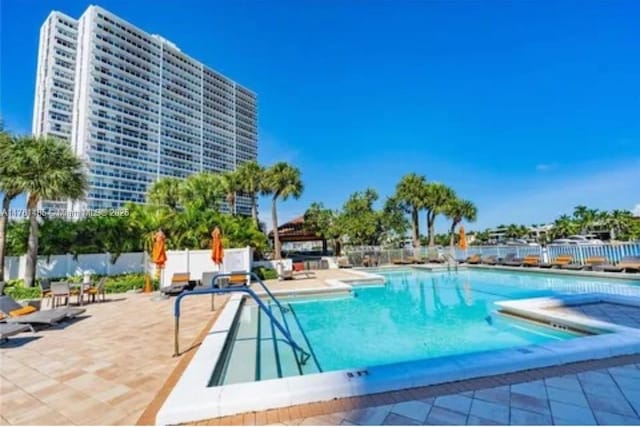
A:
172;272;311;366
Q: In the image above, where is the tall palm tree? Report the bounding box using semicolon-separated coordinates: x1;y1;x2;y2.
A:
12;136;87;287
262;162;303;260
0;132;23;281
219;170;241;215
572;205;598;234
395;173;427;250
236;161;264;228
179;172;223;211
423;183;456;247
443;198;477;249
505;224;521;239
606;209;633;240
147;176;182;210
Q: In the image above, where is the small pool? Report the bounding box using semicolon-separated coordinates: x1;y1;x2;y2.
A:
214;269;640;385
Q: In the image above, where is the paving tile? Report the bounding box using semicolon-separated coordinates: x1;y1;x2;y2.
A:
546;386;589;408
510;392;550;415
466;414;507;425
425;406;468;425
584;392;637;417
544;375;582;392
549;400;597;425
343;405;391;425
510;407;552;425
468;398;509;424
510;381;547;400
473;386;510;404
433;394;473;415
382;413;420;425
389;400;431;423
592;410;640;425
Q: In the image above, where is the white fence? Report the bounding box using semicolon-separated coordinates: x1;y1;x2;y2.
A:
346;243;640;267
3;247;253;285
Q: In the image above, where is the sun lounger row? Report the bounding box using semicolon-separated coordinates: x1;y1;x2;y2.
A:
392;256;445;265
460;254;640;272
0;295;87;342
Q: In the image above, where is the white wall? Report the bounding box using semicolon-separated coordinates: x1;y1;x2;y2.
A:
156;247;253;287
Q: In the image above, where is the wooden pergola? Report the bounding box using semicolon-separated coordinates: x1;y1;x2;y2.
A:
268;216;328;254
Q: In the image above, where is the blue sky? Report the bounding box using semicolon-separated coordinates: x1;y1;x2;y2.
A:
2;0;639;233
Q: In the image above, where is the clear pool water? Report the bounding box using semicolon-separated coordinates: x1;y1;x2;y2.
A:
214;269;640;385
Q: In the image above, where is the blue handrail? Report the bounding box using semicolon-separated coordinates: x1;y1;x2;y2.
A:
173;272;310;367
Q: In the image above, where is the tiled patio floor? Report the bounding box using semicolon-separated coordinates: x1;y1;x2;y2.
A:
549;302;640;329
0;269;367;426
270;360;640;425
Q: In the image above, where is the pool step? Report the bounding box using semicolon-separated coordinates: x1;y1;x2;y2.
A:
221;306;260;385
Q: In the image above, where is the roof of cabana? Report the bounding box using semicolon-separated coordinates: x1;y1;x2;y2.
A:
267;216;325;242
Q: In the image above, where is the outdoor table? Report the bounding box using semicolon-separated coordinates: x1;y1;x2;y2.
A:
69;283;91;306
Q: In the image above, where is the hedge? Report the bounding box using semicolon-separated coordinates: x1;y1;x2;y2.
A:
252;266;278;280
3;273;159;301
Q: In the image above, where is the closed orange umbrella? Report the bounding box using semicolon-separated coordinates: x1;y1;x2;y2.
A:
211;227;224;265
458;226;468;250
151;230;167;279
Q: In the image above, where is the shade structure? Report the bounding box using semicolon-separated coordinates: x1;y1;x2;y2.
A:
151;230;167;279
211;226;224;265
458;226;468;250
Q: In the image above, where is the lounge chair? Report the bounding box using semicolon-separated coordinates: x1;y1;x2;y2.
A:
522;255;540;267
604;256;640;273
392;258;411;265
406;256;425;264
502;253;524;266
481;255;498;265
466;254;482;264
562;256;607;271
0;295;84;325
337;257;353;268
427;255;444;263
539;254;573;269
362;255;379;267
0;323;33;343
161;272;194;295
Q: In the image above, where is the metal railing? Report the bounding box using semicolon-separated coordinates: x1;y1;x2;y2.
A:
346;243;640;267
173;271;311;366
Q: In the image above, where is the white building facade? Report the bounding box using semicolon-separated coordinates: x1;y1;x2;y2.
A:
33;6;257;214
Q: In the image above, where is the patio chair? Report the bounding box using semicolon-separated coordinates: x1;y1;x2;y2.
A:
562;256;607;271
337;257;353;268
86;277;107;303
619;256;640;272
466;254;482;264
0;295;83;326
539;254;572;269
0;323;33;343
522;255;541;267
481;255;498;265
39;279;52;307
502;253;524;266
51;282;72;308
161;273;192;295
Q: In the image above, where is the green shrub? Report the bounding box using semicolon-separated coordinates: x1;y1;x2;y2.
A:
104;273;157;294
4;282;41;300
252;266;278;280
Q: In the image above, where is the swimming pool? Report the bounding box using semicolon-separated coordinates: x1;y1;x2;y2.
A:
215;268;640;385
157;268;640;424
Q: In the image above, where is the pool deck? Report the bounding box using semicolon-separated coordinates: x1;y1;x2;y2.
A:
1;267;639;425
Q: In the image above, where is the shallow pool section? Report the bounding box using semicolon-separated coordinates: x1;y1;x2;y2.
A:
211;268;638;385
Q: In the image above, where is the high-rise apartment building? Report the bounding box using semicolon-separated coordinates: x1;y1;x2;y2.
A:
33;5;257;214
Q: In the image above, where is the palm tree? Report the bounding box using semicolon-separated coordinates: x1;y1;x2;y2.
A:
395;173;427;250
606;209;634;240
572;205;598;234
0;132;23;281
505;224;521;239
262;162;303;260
179;172;223;211
552;214;577;238
236;161;264;228
12;136;87;286
443;198;477;250
219;170;241;215
147;176;182;210
423;183;456;247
